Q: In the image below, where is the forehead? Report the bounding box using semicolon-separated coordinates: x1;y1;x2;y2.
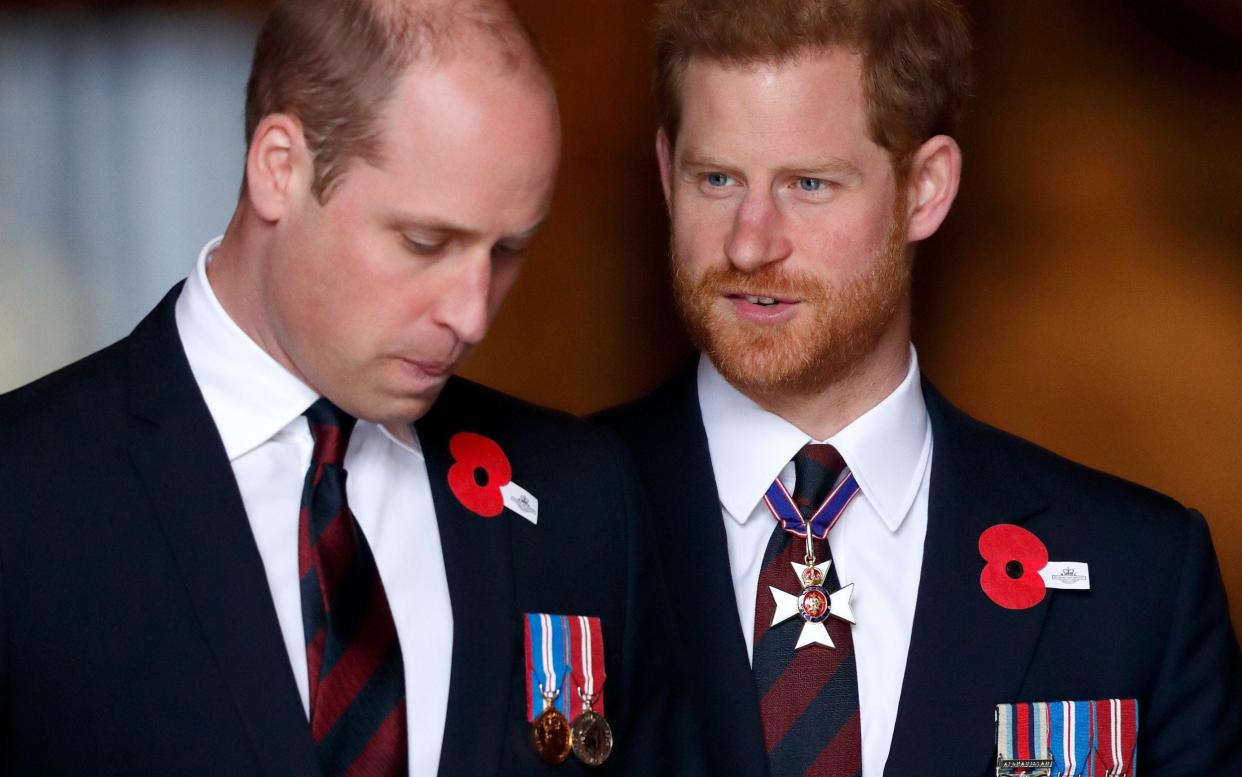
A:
675;49;877;164
345;55;560;229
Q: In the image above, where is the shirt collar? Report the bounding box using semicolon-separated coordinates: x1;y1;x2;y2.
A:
175;236;320;461
698;345;931;533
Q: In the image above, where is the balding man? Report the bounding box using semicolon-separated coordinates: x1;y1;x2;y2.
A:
0;1;673;774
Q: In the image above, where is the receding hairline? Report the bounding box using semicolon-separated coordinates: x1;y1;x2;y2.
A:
242;0;553;201
371;0;550;79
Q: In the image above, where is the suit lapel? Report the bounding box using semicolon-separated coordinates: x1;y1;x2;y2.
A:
416;381;518;777
884;382;1051;776
637;367;770;775
125;288;322;777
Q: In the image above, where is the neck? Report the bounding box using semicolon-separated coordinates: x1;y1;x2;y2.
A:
746;321;911;441
206;207;309;386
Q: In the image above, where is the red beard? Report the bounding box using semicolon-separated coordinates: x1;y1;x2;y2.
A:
671;198;910;398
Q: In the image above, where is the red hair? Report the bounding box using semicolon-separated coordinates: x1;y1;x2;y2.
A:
654;0;973;173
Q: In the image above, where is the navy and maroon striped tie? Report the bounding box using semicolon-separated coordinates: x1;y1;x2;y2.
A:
299;399;408;776
753;444;862;777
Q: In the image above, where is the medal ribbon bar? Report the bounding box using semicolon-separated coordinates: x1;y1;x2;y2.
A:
567;615;606;720
524;613;572;722
996;699;1138;777
763;470;860;540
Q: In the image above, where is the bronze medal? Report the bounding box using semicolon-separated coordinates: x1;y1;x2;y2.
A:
531;707;572;765
570;709;614;766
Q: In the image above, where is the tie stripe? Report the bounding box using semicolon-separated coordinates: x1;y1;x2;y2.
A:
753;444;862;777
299;398;407;777
803;710;862;777
346;702;409;777
312;582;403;739
316;643;406;772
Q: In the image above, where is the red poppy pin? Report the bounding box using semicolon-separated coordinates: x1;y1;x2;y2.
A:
978;524;1049;609
447;432;539;524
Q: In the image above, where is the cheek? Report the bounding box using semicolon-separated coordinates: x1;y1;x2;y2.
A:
792;201;893;267
297;244;402;349
489;263;524;312
671;194;731;261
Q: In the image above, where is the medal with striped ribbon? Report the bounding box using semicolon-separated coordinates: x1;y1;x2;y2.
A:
525;614;573;764
763;468;861;650
568;615;612;766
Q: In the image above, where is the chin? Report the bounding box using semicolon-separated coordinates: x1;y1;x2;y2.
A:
327;380;434;427
363;397;431;428
704;318;873;397
713;350;809;395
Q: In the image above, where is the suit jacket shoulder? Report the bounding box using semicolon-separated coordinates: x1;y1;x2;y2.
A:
925;382;1193;529
592;362;697;450
0;335;130;450
431;374;627;461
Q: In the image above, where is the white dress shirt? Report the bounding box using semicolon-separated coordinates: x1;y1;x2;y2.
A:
698;348;932;776
175;237;452;776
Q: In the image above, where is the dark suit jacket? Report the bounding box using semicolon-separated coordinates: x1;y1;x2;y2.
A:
0;286;677;776
595;364;1242;776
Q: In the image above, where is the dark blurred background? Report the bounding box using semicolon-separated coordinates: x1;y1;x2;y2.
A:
2;1;1239;636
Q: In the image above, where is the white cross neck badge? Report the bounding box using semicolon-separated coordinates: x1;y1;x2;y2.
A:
768;559;856;649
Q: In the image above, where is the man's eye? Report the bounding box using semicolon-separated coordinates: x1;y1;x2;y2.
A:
705;173;732;188
404;236;446;256
797;177;827;192
492;243;526;261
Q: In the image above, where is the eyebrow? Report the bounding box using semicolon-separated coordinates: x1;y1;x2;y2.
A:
676;150;739;173
776;157;863;179
677;149;863;180
388;214;547;243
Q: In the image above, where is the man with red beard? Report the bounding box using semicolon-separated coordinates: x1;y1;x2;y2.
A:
597;1;1242;775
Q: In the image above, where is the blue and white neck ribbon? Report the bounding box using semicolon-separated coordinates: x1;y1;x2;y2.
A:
525;613;572;722
762;469;861;540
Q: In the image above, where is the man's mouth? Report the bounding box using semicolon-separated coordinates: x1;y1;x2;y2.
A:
399;358;453;379
727;293;797;307
743;294;779;307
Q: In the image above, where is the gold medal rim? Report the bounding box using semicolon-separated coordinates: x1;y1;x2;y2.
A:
530;707;573;765
570;709;614;767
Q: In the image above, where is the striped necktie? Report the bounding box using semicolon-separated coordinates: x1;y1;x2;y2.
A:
299;399;408;776
753;444;863;777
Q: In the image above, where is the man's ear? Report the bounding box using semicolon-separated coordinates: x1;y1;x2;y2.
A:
244;114;309;223
905;134;962;242
656;127;674;216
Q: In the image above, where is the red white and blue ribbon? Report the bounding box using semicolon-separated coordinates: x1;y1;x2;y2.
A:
1049;701;1094;776
763;469;860;539
997;699;1138;776
568;615;606;720
524;613;572;722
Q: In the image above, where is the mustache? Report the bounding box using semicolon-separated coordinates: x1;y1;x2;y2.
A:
673;261;827;302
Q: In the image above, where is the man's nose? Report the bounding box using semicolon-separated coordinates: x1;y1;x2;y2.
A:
725;191;793;271
434;251;492;345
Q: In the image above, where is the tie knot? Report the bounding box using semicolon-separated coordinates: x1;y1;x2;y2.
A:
791;443;846;517
304;398;357;467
